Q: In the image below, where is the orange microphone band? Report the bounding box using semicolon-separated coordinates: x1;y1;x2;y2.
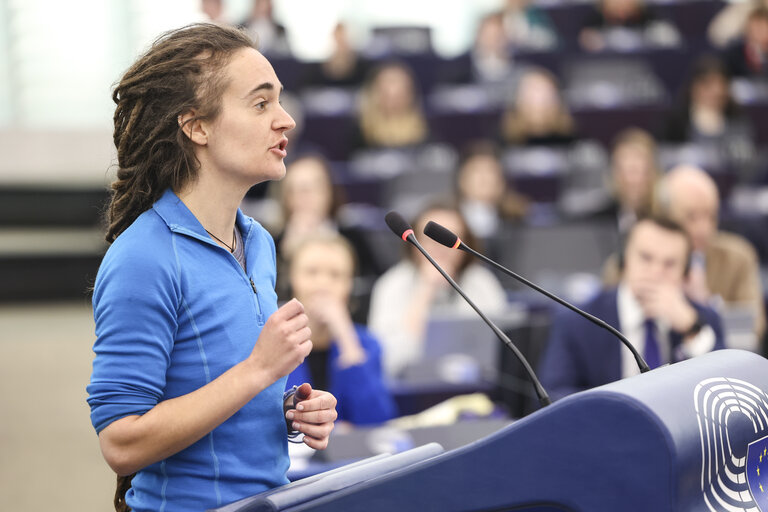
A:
401;229;414;241
452;238;461;250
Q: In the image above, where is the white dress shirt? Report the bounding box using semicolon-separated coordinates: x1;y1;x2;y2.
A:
618;284;716;378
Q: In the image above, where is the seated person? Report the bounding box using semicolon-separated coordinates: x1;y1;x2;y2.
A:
456;141;529;238
302;22;369;88
579;0;681;52
709;0;768;49
724;6;768;77
470;11;517;84
285;234;396;425
659;165;765;341
368;202;507;378
502;0;558;50
271;154;383;302
239;0;291;56
604;165;766;342
540;216;725;401
500;68;576;147
663;56;753;148
353;61;428;150
592;128;660;235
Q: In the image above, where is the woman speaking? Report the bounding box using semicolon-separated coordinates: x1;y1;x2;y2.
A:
86;23;337;511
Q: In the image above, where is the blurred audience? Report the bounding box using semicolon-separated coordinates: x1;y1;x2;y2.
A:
239;0;291;56
709;0;768;49
594;128;660;234
658;165;765;341
456;141;529;238
354;61;429;149
579;0;681;52
470;12;517;84
501;0;558;51
501;68;576;146
271;155;383;300
540;216;725;401
285;234;396;425
368;203;507;378
664;56;753;148
303;23;369;88
724;6;768;77
200;0;226;24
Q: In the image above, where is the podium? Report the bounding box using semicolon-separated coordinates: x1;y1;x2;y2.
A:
211;349;768;512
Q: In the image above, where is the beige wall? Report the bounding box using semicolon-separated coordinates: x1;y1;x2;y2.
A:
0;129;115;187
0;301;113;511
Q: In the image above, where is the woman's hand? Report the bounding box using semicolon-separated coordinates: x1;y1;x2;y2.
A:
286;383;337;450
248;299;313;384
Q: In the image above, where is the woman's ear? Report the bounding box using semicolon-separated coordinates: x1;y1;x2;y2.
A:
178;110;208;146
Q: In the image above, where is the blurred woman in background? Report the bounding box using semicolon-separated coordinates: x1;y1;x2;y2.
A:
354;61;429;149
501;68;575;146
664;56;752;145
456;141;529;238
303;22;369;88
596;128;661;234
286;234;396;425
501;0;558;50
579;0;680;52
470;11;516;84
273;155;339;269
271;154;383;306
709;0;768;49
368;203;507;378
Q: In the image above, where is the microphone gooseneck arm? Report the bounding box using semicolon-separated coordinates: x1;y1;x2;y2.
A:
385;212;551;407
423;221;650;374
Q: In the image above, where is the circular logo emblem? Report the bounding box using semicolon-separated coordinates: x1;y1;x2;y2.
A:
695;377;768;511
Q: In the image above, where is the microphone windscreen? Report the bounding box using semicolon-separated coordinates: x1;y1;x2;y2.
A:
424;221;459;248
384;211;412;239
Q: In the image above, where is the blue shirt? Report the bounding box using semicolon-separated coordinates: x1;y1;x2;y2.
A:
87;189;289;511
286;325;396;425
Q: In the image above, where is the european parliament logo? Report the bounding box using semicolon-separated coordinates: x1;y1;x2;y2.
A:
695;377;768;512
747;436;768;512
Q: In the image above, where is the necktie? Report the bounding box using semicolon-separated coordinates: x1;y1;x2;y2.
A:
644;319;662;369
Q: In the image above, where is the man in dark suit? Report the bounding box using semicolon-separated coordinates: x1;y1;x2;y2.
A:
539;216;725;401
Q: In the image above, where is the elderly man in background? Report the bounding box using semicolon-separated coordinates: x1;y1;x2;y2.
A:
659;165;765;342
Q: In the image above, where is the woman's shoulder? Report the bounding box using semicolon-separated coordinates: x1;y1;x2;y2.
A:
98;209;179;283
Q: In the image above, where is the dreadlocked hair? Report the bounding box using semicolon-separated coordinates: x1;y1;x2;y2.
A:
106;23;256;243
107;23;256;511
114;473;135;512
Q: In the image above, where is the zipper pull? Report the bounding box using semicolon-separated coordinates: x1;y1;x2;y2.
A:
249;277;257;294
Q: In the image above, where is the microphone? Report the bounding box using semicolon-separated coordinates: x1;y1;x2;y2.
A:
384;211;551;407
423;221;651;374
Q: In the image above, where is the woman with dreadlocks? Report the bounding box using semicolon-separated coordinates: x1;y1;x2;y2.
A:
86;24;337;511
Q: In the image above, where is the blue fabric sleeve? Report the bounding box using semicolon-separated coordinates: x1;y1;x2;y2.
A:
331;326;397;425
87;233;180;433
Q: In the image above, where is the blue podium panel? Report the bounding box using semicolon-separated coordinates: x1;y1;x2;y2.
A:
269;350;768;512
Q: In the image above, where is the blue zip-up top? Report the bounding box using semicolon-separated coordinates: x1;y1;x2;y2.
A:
87;189;289;511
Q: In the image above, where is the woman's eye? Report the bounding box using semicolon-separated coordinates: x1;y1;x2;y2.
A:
255;101;267;110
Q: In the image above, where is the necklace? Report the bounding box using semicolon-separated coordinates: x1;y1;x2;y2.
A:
206;228;236;253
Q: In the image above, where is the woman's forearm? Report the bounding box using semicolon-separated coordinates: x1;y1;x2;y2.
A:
98;358;273;476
